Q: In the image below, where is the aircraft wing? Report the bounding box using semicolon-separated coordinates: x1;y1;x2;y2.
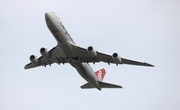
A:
71;44;154;67
24;45;68;69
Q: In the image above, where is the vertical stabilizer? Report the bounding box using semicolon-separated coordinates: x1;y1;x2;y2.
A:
95;68;106;82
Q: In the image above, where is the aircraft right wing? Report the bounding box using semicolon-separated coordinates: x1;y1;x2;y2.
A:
70;44;154;67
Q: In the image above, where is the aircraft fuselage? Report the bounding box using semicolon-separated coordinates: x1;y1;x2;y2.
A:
45;12;101;90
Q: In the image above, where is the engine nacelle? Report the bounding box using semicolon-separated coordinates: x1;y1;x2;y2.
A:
112;53;122;64
87;46;97;57
40;47;49;58
30;55;38;65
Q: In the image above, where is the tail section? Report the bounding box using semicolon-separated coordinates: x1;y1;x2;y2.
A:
81;68;122;90
95;68;106;82
81;81;122;89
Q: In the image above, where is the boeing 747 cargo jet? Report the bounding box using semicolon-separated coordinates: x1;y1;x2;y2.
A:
24;12;154;90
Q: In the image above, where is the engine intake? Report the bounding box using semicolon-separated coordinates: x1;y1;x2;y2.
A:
40;47;49;58
87;46;97;57
112;53;122;64
30;55;38;65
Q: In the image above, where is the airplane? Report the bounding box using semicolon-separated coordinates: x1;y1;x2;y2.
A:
24;12;154;91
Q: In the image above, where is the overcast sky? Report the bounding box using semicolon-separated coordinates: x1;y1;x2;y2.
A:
0;0;180;110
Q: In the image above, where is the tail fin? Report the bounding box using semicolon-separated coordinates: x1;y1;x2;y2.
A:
95;68;106;82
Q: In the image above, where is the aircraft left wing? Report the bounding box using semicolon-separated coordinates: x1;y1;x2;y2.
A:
24;45;68;69
70;44;154;67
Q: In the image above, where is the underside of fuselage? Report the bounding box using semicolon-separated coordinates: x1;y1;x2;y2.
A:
73;62;101;90
45;12;101;90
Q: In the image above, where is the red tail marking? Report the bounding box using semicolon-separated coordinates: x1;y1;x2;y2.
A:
95;68;106;82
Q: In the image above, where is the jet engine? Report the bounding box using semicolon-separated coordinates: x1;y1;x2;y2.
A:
87;46;97;57
30;55;38;65
40;47;49;58
112;53;122;64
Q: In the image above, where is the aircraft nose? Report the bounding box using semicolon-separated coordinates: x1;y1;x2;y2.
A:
45;12;50;21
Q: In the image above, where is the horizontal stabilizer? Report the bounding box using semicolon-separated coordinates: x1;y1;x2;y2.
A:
99;82;122;88
81;83;94;88
81;82;122;89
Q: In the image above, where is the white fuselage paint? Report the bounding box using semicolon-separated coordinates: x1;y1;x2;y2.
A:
45;12;101;90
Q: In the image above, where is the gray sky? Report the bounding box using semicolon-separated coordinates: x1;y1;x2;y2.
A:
0;0;180;110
